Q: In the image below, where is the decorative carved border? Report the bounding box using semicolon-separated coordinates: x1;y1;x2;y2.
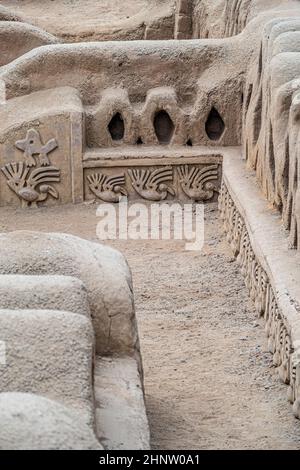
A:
219;179;300;418
84;162;222;203
1;129;61;208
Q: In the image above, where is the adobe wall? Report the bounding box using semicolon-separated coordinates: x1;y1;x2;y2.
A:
244;18;300;249
0;1;176;42
174;1;300;250
0;232;150;450
195;0;300;419
0;4;299;242
0;0;300;439
191;0;299;39
0;38;249;208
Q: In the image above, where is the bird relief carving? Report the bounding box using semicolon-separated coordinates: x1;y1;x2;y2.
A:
15;129;58;167
128;167;175;201
1;129;60;207
177;164;219;201
87;172;127;203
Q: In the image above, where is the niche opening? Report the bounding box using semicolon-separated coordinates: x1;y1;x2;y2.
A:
205;107;225;141
154;110;174;145
108;113;125;141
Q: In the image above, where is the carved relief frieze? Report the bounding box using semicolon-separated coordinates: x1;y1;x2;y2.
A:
219;178;300;417
177;164;219;202
128;167;175;201
231;212;244;257
254;266;269;317
85;163;221;203
278;325;292;385
15;129;58;167
1;129;61;208
87;172;127;203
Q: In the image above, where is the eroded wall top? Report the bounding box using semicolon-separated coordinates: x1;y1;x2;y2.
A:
0;0;176;41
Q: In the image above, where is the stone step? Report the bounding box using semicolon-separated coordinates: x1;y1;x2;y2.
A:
94;355;150;450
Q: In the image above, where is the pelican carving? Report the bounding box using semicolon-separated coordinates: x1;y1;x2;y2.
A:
1;162;60;208
87;172;127;203
128;167;175;201
178;164;219;202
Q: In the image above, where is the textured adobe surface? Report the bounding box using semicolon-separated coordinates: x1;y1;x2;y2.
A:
0;1;175;42
0;393;102;450
2;202;300;449
0;309;95;425
1;0;300;451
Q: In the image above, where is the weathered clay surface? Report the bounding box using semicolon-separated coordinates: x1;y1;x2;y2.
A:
0;87;84;207
0;274;90;316
191;0;300;39
1;0;300;451
95;356;150;450
0;393;103;450
219;150;300;418
0;231;138;357
0;39;245;210
0;22;58;66
0;1;175;42
3;201;300;449
84;149;222;203
0;309;95;426
0;232;148;449
0;5;21;22
244;18;300;249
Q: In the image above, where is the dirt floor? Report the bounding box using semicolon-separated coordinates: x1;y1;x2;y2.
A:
1;201;300;450
1;0;174;41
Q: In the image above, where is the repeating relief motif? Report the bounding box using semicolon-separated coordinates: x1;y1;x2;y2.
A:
177;164;219;202
87;164;220;203
128;167;175;201
219;180;299;413
87;172;127;202
1;129;61;208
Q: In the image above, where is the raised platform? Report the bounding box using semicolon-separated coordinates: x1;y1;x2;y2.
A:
220;148;300;418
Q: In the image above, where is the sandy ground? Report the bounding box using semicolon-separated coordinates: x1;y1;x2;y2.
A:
0;201;300;450
1;0;174;41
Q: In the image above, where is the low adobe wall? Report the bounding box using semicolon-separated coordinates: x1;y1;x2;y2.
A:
244;17;300;249
220;151;300;419
0;37;249;209
0;1;176;42
0;22;58;66
172;1;300;251
0;232;149;449
191;0;299;39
